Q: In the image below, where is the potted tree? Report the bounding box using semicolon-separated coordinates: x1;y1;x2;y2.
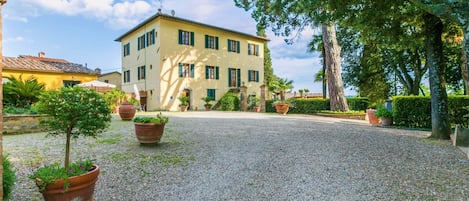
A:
375;105;393;126
248;96;260;112
269;77;294;115
201;96;213;111
30;86;112;201
133;112;169;144
178;96;189;111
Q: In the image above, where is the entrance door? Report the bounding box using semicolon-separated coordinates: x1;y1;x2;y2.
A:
183;89;191;110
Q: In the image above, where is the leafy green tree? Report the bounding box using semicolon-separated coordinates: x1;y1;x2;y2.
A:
35;86;112;170
235;0;349;111
3;75;45;108
269;77;294;102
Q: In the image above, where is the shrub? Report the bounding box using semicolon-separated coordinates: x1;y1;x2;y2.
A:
220;92;240;111
375;105;393;118
2;105;38;114
3;155;16;201
266;97;368;114
347;97;369;111
3;75;45;108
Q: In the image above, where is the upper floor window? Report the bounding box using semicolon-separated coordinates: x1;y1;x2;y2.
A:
178;63;195;78
205;35;219;50
123;43;130;57
248;70;259;82
137;65;146;80
205;65;219;80
248;43;259;56
123;70;130;83
146;29;156;46
228;39;240;53
137;34;146;50
228;68;241;87
178;30;194;46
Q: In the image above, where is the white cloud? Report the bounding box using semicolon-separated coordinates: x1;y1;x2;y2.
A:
4;36;25;43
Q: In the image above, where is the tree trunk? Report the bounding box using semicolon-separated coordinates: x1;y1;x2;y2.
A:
322;24;349;111
462;30;469;95
424;13;451;139
322;46;327;99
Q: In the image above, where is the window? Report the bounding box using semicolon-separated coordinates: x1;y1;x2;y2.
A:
248;70;259;82
178;63;195;78
248;43;259;56
228;39;240;53
137;65;146;80
205;65;219;80
205;35;219;49
228;68;241;87
123;70;130;83
123;43;130;57
62;80;80;87
146;29;156;46
207;89;216;100
137;34;146;50
104;80;109;83
178;29;194;46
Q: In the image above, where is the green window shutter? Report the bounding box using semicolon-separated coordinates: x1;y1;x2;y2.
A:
256;71;259;82
215;66;219;80
178;63;183;77
237;68;241;87
190;64;195;78
228;68;232;87
137;66;141;80
248;70;252;81
190;32;194;46
205;65;209;79
227;39;231;52
215;37;219;50
205;35;208;48
207;89;210;99
143;65;146;79
237;41;240;53
256;45;259;56
248;44;251;55
137;38;141;50
142;34;146;48
178;30;183;44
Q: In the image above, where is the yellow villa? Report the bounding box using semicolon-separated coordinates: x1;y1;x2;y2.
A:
115;12;267;111
2;52;99;89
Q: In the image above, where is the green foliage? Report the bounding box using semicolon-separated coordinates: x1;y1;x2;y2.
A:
3;155;16;201
266;97;369;113
347;97;369;111
257;27;275;87
393;96;431;128
248;96;260;108
103;89;126;110
28;159;93;191
220;92;240;111
35;86;112;172
133;112;169;124
201;96;213;107
269;77;294;102
178;96;189;106
3;75;45;108
375;106;393;118
2;105;38;114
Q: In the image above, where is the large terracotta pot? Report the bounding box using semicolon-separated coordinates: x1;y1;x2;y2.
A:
380;117;393;126
119;102;136;121
253;106;261;112
275;103;289;115
39;165;100;201
180;106;188;112
366;109;380;126
134;123;165;144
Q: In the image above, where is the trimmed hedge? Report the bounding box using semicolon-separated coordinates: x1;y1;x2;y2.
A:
220;92;240;111
393;96;469;128
266;97;369;114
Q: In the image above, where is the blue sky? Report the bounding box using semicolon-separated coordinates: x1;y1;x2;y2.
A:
3;0;355;95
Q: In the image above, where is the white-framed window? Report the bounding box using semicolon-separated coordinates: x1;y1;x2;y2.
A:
123;43;130;56
138;34;146;50
248;43;259;56
205;35;219;49
137;65;146;80
205;65;219;80
248;70;259;82
178;63;195;78
123;70;130;83
228;39;240;53
178;29;194;46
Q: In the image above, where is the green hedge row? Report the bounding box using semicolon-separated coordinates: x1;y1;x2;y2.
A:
266;97;369;114
393;96;469;128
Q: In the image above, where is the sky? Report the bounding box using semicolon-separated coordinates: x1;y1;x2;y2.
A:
3;0;356;95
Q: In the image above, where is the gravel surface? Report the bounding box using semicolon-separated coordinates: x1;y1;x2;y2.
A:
4;111;469;200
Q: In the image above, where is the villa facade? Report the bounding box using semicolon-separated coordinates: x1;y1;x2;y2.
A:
115;13;267;111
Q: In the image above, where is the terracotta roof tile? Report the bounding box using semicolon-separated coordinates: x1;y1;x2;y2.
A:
44;61;97;75
3;57;63;73
19;55;69;63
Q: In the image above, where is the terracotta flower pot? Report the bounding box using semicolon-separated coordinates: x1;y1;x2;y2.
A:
180;106;188;112
275;103;289;115
366;109;380;126
119;102;136;121
39;165;100;201
134;123;165;144
380;117;393;126
253;106;260;112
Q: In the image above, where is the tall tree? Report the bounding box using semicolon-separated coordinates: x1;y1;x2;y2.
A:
257;27;274;87
308;35;327;99
235;0;350;111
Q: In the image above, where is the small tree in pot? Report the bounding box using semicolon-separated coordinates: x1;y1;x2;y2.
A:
178;96;190;111
269;77;294;115
201;96;213;111
375;105;393;126
30;86;111;201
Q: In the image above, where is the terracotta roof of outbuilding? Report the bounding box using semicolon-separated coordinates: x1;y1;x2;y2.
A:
3;57;63;73
19;55;69;63
44;61;97;75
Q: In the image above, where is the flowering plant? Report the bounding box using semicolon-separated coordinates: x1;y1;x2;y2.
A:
133;112;169;124
29;159;94;191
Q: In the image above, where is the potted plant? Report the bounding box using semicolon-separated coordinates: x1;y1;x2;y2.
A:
30;86;112;201
375;105;393;126
201;96;213;111
366;108;380;126
248;96;260;112
269;77;294;115
133;112;169;144
178;96;189;111
118;101;136;121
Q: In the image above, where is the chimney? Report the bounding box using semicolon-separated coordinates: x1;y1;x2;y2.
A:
38;52;45;58
157;8;162;14
94;68;102;75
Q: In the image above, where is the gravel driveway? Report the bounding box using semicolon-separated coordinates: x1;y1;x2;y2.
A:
4;111;469;200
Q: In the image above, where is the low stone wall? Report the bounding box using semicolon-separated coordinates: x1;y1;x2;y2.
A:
3;114;48;135
315;113;366;120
